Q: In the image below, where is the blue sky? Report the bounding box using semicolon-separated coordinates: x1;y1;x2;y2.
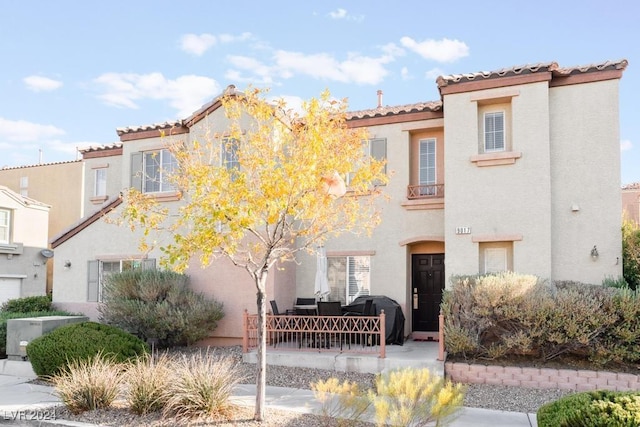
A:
1;1;638;184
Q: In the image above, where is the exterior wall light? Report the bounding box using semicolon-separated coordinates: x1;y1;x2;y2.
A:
590;246;599;261
64;260;72;269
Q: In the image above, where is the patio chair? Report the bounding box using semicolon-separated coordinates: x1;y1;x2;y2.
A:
269;300;296;347
294;297;317;315
317;301;344;349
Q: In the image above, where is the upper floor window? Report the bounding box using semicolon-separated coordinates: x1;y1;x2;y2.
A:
484;111;505;152
142;149;177;193
347;138;387;185
19;177;28;197
222;138;239;171
419;138;436;195
327;255;371;304
95;168;107;197
0;209;10;244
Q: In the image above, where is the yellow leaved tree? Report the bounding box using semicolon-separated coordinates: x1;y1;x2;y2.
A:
121;87;388;421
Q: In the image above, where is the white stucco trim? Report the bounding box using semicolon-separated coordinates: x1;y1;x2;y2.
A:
472;234;523;243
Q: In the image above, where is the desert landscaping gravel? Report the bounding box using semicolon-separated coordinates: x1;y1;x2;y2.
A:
44;345;575;426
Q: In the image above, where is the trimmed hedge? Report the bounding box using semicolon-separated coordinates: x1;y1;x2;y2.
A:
1;295;52;313
537;390;640;426
0;311;75;358
26;321;149;377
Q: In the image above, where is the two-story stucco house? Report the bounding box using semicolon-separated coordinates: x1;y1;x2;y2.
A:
0;186;50;305
51;59;627;344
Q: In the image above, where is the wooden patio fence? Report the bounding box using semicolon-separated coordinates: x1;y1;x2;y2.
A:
242;309;386;358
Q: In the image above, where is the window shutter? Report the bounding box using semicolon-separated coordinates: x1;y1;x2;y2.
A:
130;152;143;191
142;258;156;270
87;260;99;302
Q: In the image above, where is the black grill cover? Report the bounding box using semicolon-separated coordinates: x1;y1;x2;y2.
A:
344;295;405;345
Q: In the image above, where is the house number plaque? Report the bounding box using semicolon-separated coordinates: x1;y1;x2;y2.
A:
455;227;471;235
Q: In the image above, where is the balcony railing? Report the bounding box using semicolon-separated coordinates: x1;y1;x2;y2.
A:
242;310;386;358
407;184;444;200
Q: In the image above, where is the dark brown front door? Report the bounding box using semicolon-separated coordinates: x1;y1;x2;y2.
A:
412;254;445;332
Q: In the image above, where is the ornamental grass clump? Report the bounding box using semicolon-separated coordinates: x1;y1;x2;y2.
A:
312;368;465;427
123;352;173;415
312;377;371;426
162;350;248;420
51;352;124;414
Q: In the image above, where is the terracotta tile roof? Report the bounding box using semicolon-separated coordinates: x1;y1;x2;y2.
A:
436;59;628;88
116;120;184;137
79;142;123;154
623;182;640;190
0;159;81;171
116;85;240;137
346;101;443;120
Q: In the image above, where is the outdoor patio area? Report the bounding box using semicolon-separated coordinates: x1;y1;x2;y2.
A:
242;338;445;376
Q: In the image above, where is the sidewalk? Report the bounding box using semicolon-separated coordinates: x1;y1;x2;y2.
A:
0;359;538;426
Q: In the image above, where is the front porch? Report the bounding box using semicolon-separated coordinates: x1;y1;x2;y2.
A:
242;339;445;376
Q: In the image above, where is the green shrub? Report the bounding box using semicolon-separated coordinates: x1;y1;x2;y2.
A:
602;275;630;289
98;270;224;348
52;352;124;414
537;390;640;427
1;295;52;313
26;321;148;377
0;310;75;358
162;350;247;419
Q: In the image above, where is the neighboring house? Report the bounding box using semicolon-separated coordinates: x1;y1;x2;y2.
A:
0;186;50;305
622;182;640;224
51;59;627;344
0;160;85;293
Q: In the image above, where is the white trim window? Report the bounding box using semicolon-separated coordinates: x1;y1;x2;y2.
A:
0;209;10;244
327;256;371;304
222;138;240;171
94;168;107;197
19;177;28;197
419;138;436;196
87;258;155;302
484;247;507;274
143;149;177;193
484;111;505;152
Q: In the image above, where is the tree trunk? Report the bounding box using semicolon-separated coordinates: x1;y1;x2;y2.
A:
254;273;268;421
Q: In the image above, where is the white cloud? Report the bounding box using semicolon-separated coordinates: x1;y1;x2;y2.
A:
94;72;220;118
180;33;217;56
401;67;411;80
273;50;391;85
621;139;633;151
400;37;469;63
226;55;278;84
218;32;252;43
0;117;65;141
180;32;253;56
328;8;364;22
23;76;63;92
329;8;347;19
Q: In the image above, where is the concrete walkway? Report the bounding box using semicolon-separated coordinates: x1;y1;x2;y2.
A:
0;359;538;426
